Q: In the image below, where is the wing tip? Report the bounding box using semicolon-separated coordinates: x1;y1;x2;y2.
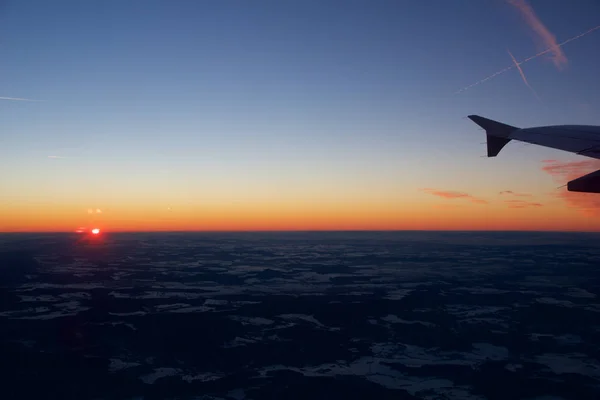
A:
468;115;517;157
486;135;511;157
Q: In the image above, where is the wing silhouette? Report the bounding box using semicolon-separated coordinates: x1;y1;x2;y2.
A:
469;115;600;193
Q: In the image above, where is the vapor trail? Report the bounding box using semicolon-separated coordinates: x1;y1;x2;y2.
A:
0;96;43;102
507;49;541;101
455;24;600;94
507;0;567;70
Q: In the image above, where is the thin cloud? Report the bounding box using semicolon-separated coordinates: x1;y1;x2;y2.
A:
504;199;543;208
542;160;600;181
499;190;532;197
554;190;600;216
455;24;600;94
507;0;567;70
471;199;489;205
0;96;43;102
432;203;465;210
46;147;83;159
421;188;489;205
508;48;541;101
541;159;600;215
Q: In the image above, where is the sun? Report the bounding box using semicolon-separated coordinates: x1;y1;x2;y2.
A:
91;228;100;235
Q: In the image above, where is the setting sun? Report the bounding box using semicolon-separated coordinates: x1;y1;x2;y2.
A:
91;228;100;235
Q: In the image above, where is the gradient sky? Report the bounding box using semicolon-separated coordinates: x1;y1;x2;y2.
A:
2;0;600;232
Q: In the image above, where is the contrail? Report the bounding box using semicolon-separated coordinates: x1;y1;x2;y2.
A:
456;24;600;94
0;96;43;102
507;49;541;101
507;0;567;70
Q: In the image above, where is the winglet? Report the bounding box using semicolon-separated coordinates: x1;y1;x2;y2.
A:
468;115;519;157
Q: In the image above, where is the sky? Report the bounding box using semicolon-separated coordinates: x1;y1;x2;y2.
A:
1;0;600;232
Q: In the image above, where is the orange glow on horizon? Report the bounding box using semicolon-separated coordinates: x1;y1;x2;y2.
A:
0;196;599;232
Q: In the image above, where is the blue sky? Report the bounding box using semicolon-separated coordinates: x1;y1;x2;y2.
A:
1;0;600;230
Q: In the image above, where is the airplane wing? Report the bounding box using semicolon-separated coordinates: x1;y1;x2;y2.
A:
468;115;600;193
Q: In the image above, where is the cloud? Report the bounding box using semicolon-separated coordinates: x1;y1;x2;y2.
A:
47;155;65;159
541;159;600;181
0;96;43;102
432;204;465;210
470;199;489;205
499;190;532;197
506;0;567;69
499;191;540;208
504;199;543;208
553;189;600;216
421;188;488;205
541;159;600;215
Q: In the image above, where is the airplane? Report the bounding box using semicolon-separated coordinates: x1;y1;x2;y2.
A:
468;115;600;194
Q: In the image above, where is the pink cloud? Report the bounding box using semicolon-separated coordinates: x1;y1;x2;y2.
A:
542;160;600;181
504;199;543;208
556;192;600;216
507;0;568;69
471;199;489;205
432;204;465;210
499;190;532;197
421;189;488;205
541;160;600;215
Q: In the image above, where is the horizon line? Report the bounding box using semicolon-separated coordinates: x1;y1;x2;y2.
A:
1;229;599;234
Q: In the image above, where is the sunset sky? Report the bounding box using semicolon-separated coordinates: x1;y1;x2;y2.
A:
2;0;600;232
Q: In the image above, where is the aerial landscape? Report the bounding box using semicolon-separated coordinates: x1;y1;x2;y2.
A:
1;231;600;399
1;1;600;399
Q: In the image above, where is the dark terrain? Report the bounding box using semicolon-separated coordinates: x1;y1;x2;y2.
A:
1;231;599;399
